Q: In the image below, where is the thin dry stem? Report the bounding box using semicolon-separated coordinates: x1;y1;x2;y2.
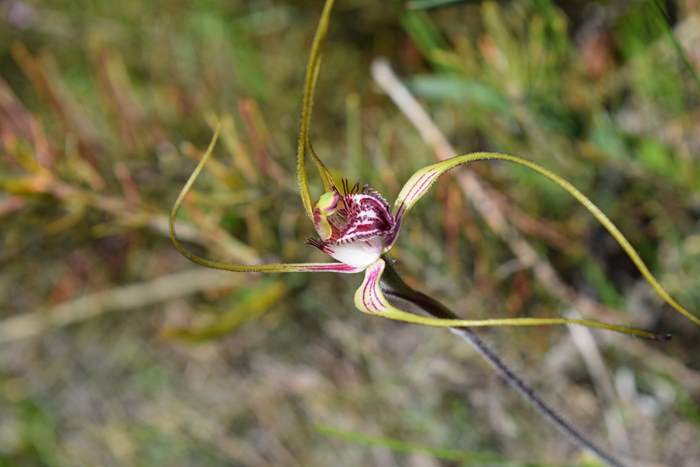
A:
0;269;246;344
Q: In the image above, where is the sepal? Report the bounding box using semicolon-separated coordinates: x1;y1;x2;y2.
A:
354;259;664;339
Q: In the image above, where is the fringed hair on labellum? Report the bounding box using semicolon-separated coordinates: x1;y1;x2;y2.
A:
307;181;398;269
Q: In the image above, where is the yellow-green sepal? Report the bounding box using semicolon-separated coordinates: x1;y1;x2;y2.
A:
392;152;700;327
297;0;337;220
355;258;665;339
313;191;340;240
169;124;361;274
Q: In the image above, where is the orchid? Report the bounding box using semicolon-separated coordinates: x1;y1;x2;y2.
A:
169;0;699;341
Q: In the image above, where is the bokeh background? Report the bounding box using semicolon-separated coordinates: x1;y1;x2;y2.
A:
1;0;700;465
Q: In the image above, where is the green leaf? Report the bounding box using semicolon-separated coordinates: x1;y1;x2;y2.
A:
163;280;286;342
409;75;510;113
401;10;449;64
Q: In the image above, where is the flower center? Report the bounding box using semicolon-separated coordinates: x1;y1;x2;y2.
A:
308;184;396;268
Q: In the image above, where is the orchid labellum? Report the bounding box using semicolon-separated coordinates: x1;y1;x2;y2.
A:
170;0;699;340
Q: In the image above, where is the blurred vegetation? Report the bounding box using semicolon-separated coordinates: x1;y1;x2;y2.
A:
1;0;699;465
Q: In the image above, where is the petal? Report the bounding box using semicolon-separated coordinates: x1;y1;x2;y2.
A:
354;259;664;339
313;191;341;240
391;153;699;327
353;258;390;313
169;125;362;275
393;164;443;223
326;237;383;269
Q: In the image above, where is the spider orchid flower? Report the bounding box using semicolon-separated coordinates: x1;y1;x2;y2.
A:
170;0;699;340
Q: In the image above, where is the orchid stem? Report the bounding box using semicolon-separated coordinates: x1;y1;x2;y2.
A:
379;258;628;467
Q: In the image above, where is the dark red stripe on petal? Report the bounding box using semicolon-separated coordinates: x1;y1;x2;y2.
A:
306;263;359;273
361;269;374;311
402;172;431;209
370;272;383;310
409;170;438;204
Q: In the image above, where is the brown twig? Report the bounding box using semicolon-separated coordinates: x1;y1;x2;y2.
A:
0;268;247;344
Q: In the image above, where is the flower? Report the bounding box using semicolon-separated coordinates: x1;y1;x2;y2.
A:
306;182;396;269
169;0;699;338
